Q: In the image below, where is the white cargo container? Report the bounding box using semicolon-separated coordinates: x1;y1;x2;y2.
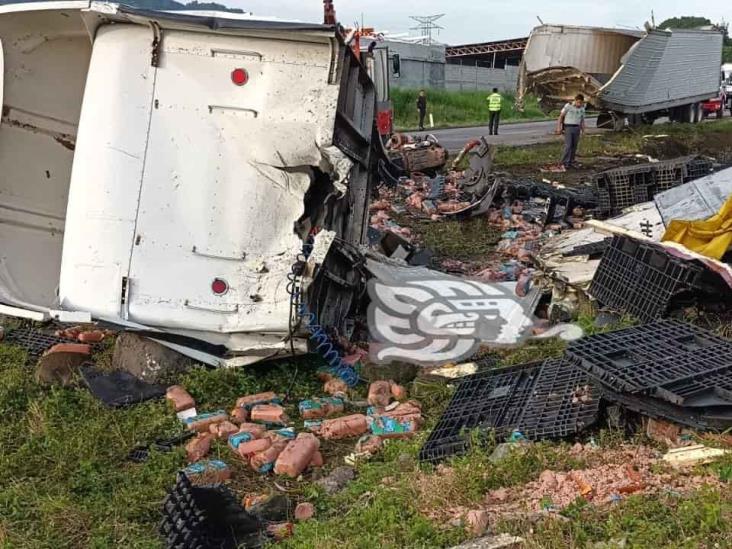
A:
0;1;381;365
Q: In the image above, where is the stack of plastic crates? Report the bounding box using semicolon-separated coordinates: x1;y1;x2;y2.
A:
683;157;715;182
588;236;704;322
593;156;713;218
566;321;732;431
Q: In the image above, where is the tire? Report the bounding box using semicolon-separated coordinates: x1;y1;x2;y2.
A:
613;115;626;131
678;103;694;124
627;113;643;128
691;103;701;124
596;112;616;129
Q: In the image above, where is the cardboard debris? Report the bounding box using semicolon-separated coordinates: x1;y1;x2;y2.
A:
662;445;730;468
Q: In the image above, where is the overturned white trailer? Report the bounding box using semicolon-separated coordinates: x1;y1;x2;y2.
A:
518;24;724;129
0;1;383;366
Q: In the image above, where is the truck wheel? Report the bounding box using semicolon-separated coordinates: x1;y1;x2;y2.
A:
692;103;701;124
627;113;643;128
596;113;612;129
679;103;694;124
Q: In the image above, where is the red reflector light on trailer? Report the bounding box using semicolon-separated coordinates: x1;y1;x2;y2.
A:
231;68;249;86
211;278;229;295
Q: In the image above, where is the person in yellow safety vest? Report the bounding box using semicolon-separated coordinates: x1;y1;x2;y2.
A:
487;88;503;135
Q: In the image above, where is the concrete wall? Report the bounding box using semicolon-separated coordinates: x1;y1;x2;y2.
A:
382;39;519;92
444;64;519;93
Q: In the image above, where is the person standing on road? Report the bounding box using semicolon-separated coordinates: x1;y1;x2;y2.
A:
557;94;586;169
417;90;427;131
487;88;503;135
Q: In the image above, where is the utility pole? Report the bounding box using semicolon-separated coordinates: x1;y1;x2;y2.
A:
409;14;445;45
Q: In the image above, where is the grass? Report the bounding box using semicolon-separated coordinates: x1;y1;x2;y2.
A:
2;118;732;547
492;117;732;174
416;217;502;261
0;341;324;548
392;88;550;131
2;316;732;547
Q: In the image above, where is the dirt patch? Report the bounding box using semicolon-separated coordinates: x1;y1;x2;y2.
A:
412;443;724;529
697;130;732;162
640;136;691;160
112;333;194;385
483;444;723;519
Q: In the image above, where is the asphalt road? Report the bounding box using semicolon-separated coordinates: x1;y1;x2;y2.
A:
430;110;731;151
429;118;604;151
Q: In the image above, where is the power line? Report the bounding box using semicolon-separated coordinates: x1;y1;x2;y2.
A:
409;14;445;45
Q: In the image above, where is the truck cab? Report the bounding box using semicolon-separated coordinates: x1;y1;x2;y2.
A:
0;1;379;365
723;64;732;112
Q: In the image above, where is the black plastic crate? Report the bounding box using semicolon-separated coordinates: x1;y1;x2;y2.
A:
588;236;705;322
419;359;600;463
684;158;715;182
598;386;732;432
4;328;80;358
518;358;601;440
160;473;263;549
593;156;711;217
566;320;732;406
419;362;542;463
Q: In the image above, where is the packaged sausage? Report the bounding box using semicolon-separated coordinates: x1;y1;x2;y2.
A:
274;433;320;478
185;433;214;463
183;459;231;484
235;392;282;410
298;397;345;420
251;404;289;426
320;414;369;440
249;440;288;473
237;437;272;459
166;385;196;412
184;411;228;433
367;381;392;407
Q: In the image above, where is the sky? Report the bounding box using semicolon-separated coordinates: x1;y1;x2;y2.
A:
223;0;731;44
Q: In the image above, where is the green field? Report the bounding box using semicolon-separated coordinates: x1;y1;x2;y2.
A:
2;121;732;547
392;88;550;131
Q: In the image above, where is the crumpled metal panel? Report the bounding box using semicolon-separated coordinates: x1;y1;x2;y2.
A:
523;24;640;75
655;167;732;226
519;25;640;111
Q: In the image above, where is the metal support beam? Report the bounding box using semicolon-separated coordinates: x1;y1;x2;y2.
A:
446;38;527;58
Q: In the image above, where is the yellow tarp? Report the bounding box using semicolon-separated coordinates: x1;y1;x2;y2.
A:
662;195;732;260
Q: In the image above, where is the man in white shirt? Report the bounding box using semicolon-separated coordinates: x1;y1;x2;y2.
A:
557;94;586;169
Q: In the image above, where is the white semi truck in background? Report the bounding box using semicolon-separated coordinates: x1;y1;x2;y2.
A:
723;63;732;113
518;25;725;129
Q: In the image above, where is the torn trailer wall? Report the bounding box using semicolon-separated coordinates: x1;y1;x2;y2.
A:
0;2;380;364
517;25;641;112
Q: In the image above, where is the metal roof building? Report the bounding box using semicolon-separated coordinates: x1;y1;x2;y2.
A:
445;37;527;68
